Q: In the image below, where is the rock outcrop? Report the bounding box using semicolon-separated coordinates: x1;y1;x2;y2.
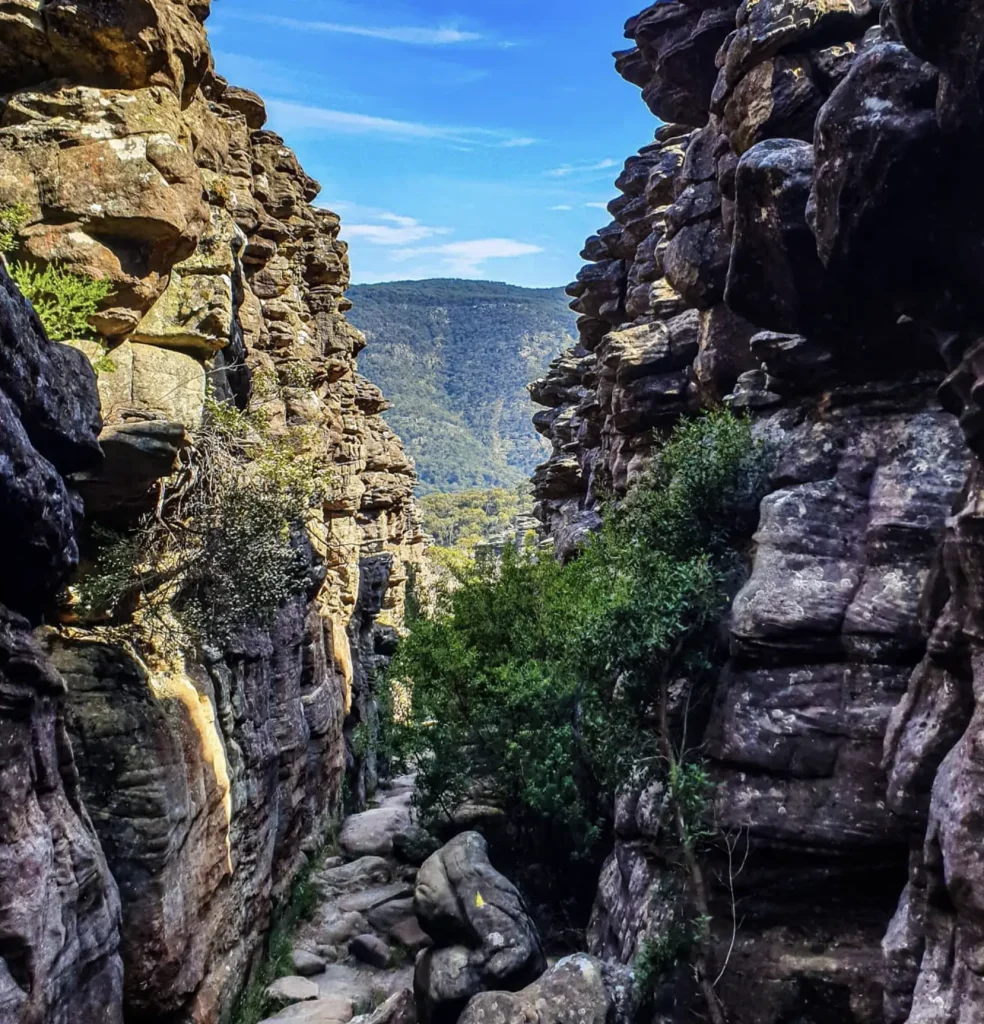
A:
532;1;984;1022
0;2;424;1021
0;266;123;1024
458;954;632;1024
414;832;546;1024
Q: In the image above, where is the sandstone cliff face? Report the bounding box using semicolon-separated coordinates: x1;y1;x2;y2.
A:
532;1;984;1021
0;2;424;1021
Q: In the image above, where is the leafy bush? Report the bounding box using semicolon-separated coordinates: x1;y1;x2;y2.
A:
10;261;112;341
0;202;29;254
79;392;331;645
386;410;767;923
633;922;696;1014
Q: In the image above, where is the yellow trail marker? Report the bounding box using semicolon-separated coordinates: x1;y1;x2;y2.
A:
475;892;485;908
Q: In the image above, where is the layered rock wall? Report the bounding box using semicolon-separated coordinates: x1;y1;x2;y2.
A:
0;268;122;1024
0;2;424;1021
533;1;984;1021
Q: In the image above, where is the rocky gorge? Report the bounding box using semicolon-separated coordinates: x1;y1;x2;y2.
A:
6;1;984;1024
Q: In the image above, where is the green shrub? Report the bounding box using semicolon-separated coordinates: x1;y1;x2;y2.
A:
10;261;112;341
386;410;768;921
0;202;29;254
633;922;696;1014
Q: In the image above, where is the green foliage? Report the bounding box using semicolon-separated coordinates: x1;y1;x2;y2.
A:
348;279;576;493
0;202;29;254
669;761;714;846
277;361;318;389
633;922;697;1014
79;391;331;645
76;527;140;617
351;721;372;758
386;411;768;917
419;486;533;549
10;261;112;341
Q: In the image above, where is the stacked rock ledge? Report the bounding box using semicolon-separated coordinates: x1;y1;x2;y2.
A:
531;1;984;1023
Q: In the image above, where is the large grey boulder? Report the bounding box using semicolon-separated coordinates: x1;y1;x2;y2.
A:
458;954;633;1024
261;995;354;1023
341;805;414;858
413;832;546;1024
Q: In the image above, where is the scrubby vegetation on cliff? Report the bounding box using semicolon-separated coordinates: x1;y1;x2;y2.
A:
9;262;113;343
79;390;330;645
388;411;767;943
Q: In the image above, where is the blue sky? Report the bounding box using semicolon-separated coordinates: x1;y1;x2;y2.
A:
208;0;655;288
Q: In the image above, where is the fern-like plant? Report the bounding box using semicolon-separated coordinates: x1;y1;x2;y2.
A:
9;261;112;341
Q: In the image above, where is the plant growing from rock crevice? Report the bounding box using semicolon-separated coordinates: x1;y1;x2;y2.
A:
9;260;112;341
78;388;334;647
0;202;29;255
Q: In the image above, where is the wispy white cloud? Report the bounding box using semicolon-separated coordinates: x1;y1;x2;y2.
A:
545;158;618;178
391;238;545;275
585;201;611;210
550;204;574;211
344;212;452;246
231;13;482;45
501;137;539;148
267;99;535;149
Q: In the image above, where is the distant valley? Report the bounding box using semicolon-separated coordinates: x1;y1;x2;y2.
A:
348;279;577;493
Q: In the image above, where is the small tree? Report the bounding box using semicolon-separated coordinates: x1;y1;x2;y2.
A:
78;391;332;646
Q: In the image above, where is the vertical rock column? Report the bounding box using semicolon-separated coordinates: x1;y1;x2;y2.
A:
0;268;123;1024
533;3;984;1023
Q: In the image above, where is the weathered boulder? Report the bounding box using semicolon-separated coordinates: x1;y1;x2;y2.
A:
413;832;546;1024
293;950;328;977
726;139;826;334
458;954;633;1024
341;804;414;859
349;933;393;969
260;996;353;1024
265;975;321;1006
357;990;416;1024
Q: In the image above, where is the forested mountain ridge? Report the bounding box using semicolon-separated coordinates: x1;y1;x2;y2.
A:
348;279;577;493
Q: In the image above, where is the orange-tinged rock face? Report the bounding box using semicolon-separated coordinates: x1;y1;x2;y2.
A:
0;0;213;103
0;84;208;329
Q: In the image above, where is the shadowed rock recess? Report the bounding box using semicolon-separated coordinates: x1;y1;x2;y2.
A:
531;1;984;1022
0;2;424;1022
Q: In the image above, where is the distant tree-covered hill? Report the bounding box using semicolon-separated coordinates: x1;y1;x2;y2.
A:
348;279;577;494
